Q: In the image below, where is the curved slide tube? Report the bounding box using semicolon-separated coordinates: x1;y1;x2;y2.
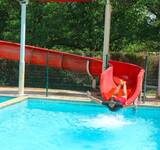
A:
0;40;144;106
100;61;144;106
0;40;102;77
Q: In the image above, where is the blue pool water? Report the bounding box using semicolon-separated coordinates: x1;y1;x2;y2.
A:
0;96;14;103
0;98;160;150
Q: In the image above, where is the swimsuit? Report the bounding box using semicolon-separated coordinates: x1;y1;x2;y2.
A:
114;96;127;105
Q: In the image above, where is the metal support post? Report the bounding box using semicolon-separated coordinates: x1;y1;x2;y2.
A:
102;0;111;72
18;0;28;95
143;55;148;101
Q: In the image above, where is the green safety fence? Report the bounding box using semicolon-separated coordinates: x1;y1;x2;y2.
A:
110;52;159;99
0;59;92;91
0;52;159;98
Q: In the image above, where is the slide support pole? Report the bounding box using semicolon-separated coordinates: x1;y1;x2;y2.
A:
102;0;111;72
18;0;28;96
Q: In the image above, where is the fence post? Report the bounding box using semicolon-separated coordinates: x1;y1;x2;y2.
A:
46;52;49;97
143;55;148;101
92;78;96;89
158;53;160;97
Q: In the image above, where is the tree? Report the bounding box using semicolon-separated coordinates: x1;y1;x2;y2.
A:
0;0;159;53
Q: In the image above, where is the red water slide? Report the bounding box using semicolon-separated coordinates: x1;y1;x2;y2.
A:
100;61;144;106
0;40;144;106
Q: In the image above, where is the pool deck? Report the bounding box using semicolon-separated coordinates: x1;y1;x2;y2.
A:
0;87;91;102
0;87;159;107
139;98;160;107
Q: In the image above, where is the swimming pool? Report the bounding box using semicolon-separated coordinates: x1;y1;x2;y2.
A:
0;96;15;103
0;98;159;150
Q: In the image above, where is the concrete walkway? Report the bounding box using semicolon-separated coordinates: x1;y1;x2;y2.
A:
0;87;91;102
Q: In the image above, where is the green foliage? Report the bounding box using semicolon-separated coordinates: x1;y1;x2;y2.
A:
0;0;159;54
0;59;19;86
110;51;145;67
51;45;101;57
110;0;160;52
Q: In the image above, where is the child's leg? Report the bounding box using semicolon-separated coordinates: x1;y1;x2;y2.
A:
113;82;122;96
122;81;127;98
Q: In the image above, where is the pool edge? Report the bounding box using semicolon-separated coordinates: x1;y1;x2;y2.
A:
0;96;28;108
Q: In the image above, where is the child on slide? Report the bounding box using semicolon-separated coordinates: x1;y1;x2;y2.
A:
87;80;128;111
102;79;128;111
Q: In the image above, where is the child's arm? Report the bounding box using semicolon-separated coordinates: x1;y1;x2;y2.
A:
122;81;127;98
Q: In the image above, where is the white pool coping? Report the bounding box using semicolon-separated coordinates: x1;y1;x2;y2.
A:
0;96;28;108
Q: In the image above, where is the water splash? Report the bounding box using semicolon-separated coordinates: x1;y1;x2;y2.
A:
81;114;133;129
